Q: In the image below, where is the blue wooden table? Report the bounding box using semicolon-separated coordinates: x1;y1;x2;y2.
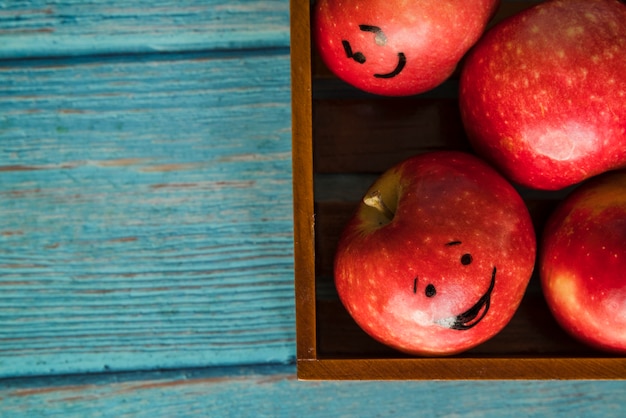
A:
1;1;625;416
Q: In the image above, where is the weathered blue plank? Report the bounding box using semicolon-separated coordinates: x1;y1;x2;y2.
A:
0;1;290;58
0;50;295;377
0;364;625;417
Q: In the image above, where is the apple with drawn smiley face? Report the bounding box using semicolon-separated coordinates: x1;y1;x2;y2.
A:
334;151;536;356
313;0;500;96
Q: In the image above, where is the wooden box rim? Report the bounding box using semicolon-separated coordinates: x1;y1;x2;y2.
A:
290;0;626;380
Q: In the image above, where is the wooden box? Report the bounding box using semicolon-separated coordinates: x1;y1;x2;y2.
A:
291;0;626;379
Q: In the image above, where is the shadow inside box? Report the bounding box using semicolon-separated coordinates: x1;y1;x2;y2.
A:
315;274;595;359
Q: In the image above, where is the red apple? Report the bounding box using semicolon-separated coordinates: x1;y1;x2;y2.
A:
334;151;536;356
540;170;626;353
459;0;626;190
313;0;499;96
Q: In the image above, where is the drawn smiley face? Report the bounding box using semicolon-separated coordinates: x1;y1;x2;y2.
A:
314;0;502;96
332;151;537;355
404;241;497;331
412;241;496;331
341;25;407;79
313;7;421;95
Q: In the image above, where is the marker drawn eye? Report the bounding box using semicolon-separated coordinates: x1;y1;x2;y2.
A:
425;284;436;298
461;253;473;265
446;241;473;266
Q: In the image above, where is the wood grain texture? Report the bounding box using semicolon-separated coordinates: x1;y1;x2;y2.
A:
1;364;626;417
0;0;290;59
2;0;625;413
0;50;295;377
290;0;317;362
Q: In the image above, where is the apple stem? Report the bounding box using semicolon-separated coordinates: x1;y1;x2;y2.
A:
363;190;395;221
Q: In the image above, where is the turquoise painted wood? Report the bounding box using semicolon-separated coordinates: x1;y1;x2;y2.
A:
0;0;290;59
0;50;294;376
0;0;625;416
0;364;625;417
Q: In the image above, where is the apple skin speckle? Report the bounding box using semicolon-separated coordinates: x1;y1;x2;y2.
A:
334;151;536;356
313;0;499;96
459;0;626;191
540;170;626;353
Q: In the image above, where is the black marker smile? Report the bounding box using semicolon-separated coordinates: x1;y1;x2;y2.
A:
437;267;496;330
374;52;406;79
